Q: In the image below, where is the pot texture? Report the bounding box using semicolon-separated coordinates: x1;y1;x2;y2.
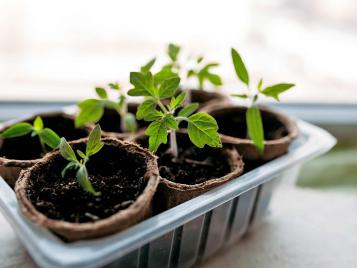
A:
15;138;160;241
201;104;299;161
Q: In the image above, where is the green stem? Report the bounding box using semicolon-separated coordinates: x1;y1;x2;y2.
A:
39;137;47;154
169;129;178;158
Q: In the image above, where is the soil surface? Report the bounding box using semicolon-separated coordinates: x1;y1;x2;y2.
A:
213;109;288;140
0;114;88;160
98;106;148;133
27;144;147;223
137;134;231;185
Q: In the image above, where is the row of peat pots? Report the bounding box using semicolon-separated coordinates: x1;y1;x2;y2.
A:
0;89;298;243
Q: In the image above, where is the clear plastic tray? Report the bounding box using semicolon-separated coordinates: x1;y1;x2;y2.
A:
0;119;336;268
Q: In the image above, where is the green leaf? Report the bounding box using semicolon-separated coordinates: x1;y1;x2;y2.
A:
158;76;180;98
141;58;156;73
59;138;78;162
231;48;249;85
146;120;168;152
154;67;177;85
76;150;86;159
187;112;222;148
95;87;108;99
0;123;33;139
61;162;78;178
178;103;199;117
86;125;104;157
76;165;101;196
246;106;264;152
75;99;104;127
257;78;263;91
108;82;120;90
169;91;186;109
261;83;295;101
163;114;178;129
124;113;138;133
136;100;162;121
39;128;61;149
231;93;248;99
168;43;180;62
206;73;222;86
128;72;156;97
33;116;44;131
187;69;195;78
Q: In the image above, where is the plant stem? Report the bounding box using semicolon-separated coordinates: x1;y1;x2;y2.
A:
39;137;47;154
169;129;178;158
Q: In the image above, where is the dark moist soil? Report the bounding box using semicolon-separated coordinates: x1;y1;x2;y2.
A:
98;106;148;133
137;135;231;185
27;144;147;223
214;109;288;140
0;114;88;160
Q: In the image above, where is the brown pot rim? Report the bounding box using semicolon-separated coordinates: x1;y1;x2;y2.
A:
0;111;91;168
202;104;299;147
15;137;160;240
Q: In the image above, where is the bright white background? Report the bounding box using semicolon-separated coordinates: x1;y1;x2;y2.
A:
0;0;357;103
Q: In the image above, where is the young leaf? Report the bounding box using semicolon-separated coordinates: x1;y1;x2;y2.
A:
137;100;162;121
231;48;249;85
77;150;86;159
261;83;295;101
169;91;186;109
76;165;101;196
128;72;156;97
246;106;264;152
0;123;33;139
187;113;222;148
206;73;222;86
158;76;180;98
33;116;44;131
86;125;104;157
178;103;199;117
75;99;104;127
146;120;168;152
108;82;120;90
39;128;61;149
59;138;78;162
124;113;138;133
61;162;78;178
257;78;263;91
141;58;156;73
95;87;108;99
168;43;180;62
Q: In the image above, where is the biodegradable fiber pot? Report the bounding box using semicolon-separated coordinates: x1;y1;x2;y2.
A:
15;137;159;241
0;112;90;187
93;103;149;140
202;104;299;161
131;132;244;209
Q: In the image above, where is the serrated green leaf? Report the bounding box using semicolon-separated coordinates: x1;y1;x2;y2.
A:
76;165;101;196
246;106;264;152
231;48;249;85
86;125;103;157
33;116;44;131
75;99;104;127
39;128;61;149
59;138;78;162
129;72;156;97
261;83;295;101
141;58;156;73
136;100;162;121
0;123;33;139
168;43;180;62
169;91;186;109
76;150;86;159
95;87;108;99
178;103;199;117
124;113;138;133
187;112;222;148
158;76;180;98
146;120;169;152
61;162;78;178
154;67;177;85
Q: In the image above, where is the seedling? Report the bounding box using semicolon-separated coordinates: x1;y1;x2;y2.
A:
230;48;295;152
187;56;223;89
59;125;103;196
0;116;60;153
75;83;137;133
128;71;222;158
